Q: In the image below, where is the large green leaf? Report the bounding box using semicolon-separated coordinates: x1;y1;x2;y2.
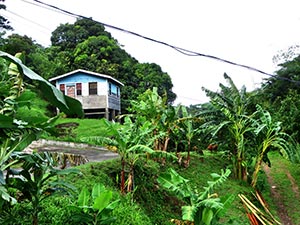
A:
92;183;106;200
0;51;83;117
157;168;191;199
202;208;214;225
12;131;38;152
182;205;197;222
93;190;112;212
0;185;17;204
78;187;90;211
106;199;120;210
0;114;14;128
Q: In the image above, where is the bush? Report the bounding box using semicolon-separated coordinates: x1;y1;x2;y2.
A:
0;196;75;225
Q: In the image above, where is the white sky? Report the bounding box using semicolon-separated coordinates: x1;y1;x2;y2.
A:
3;0;300;105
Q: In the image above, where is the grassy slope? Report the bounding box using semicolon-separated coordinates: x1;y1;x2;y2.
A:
65;156;254;224
42;118;105;144
38;118;300;224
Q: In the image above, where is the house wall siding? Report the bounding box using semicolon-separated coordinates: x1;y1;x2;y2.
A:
76;95;107;109
82;83;89;96
98;81;108;96
108;95;121;110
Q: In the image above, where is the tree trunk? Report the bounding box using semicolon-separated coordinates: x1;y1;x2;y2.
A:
163;137;170;152
32;216;38;225
120;158;126;194
32;207;38;225
187;141;191;165
127;166;134;192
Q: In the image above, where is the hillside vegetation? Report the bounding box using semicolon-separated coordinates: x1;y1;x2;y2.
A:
1;44;300;224
1;152;253;225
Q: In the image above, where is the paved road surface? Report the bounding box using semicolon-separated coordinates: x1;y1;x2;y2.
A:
25;139;119;163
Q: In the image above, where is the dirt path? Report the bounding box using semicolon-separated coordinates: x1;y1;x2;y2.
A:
263;164;298;225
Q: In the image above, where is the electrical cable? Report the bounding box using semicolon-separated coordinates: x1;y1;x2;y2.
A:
6;9;52;32
16;0;300;85
20;0;77;19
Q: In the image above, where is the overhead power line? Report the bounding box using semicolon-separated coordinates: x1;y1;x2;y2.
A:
20;0;77;19
6;9;52;32
18;0;300;84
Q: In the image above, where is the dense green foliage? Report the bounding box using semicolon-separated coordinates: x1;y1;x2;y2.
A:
261;52;300;144
7;152;79;225
0;0;12;31
0;18;176;113
199;73;298;190
0;52;83;224
158;168;233;225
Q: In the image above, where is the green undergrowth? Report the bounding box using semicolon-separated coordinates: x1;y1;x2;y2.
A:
65;154;255;224
2;153;279;224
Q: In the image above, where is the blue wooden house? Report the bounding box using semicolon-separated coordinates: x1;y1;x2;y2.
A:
49;69;124;120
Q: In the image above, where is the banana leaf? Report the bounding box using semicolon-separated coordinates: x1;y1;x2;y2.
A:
0;51;83;117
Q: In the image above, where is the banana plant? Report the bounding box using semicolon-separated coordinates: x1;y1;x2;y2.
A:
83;116;176;193
69;183;120;225
250;105;295;188
178;106;201;167
0;51;83;205
157;168;233;225
7;152;79;225
0;51;83;117
128;87;170;151
83;117;155;193
201;73;253;181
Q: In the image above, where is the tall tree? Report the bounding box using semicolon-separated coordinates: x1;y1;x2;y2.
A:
132;63;176;104
261;51;300;142
263;55;300;102
49;18;176;112
0;0;12;31
0;34;37;56
0;34;57;79
51;18;110;51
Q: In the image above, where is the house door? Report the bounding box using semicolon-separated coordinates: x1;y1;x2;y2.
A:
66;84;75;98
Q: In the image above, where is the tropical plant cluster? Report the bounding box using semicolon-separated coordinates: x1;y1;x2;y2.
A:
1;5;300;223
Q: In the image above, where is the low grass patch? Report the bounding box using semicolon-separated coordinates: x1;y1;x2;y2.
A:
42;118;104;144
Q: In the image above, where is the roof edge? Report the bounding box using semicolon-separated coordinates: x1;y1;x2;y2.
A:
49;69;124;86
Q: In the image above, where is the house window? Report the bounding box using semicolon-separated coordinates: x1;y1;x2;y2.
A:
117;87;120;97
108;83;112;95
76;83;82;96
59;84;65;94
89;82;97;95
